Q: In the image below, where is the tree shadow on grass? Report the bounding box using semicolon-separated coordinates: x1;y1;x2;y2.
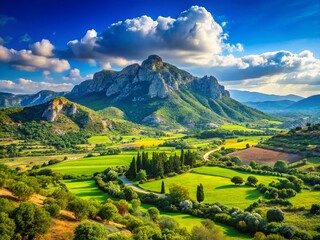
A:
215;184;250;189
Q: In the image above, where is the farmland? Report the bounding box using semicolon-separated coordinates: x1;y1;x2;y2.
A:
228;146;303;165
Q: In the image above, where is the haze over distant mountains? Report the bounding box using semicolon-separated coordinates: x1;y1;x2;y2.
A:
229;90;304;103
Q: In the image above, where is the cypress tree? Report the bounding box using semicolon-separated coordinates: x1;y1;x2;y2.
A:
161;181;165;194
180;149;185;166
125;157;137;180
196;183;204;203
136;152;142;172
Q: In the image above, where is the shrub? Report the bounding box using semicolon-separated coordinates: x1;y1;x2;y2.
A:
159;216;179;231
310;204;320;215
10;181;34;200
266;208;284;222
44;203;61;217
13;202;51;239
74;221;107;240
148;207;159;222
247;176;259;186
0;212;15;240
98;203;118;222
68;198;90;220
231;176;244;185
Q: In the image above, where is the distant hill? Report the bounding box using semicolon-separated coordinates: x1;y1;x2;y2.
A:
287;94;320;112
66;55;273;129
244;100;295;112
229;90;303;103
0;90;67;108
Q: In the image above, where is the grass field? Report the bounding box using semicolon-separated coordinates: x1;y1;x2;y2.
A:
88;135;112;144
220;124;262;132
141;174;263;209
63;179;109;202
2;153;86;171
223;136;271;149
228;147;303;165
49;152;136;175
192;166;282;185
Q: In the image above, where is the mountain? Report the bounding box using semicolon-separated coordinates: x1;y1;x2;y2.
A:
244;100;295;112
229;90;303;103
287;95;320;112
0;90;68;108
66;55;273;129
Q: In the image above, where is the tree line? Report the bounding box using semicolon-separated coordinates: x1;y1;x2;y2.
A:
126;150;197;180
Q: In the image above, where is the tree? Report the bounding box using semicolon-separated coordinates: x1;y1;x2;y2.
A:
161;180;165;194
13;202;51;239
191;219;224;240
159;216;179;231
44;203;61;217
266;208;284;222
98;203;118;223
247;176;259;186
231;176;244;185
136;170;147;182
0;212;15;240
168;183;190;203
126;157;137;180
74;220;107;240
246;143;250;149
273;160;288;173
115;199;129;215
148;207;159;222
196;183;204;203
310;204;320;215
68;198;90;220
10;181;34;200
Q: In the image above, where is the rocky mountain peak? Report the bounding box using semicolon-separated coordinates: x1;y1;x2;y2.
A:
42;97;78;122
141;55;164;71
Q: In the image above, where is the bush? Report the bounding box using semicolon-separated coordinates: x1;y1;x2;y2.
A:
0;212;15;240
68;198;90;220
44;203;61;217
310;204;320;215
231;176;244;185
98;203;118;222
13;202;51;239
247;176;259;186
159;216;179;231
74;220;107;240
266;208;284;222
10;181;34;200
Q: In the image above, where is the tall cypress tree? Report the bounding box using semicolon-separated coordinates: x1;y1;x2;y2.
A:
180;149;185;166
161;181;165;194
196;183;204;203
136;152;142;172
125;157;137;180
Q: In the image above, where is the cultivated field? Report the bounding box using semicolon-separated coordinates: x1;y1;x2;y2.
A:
228;146;303;165
223;136;271;149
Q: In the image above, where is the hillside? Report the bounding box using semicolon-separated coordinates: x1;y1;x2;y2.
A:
259;123;320;157
244;100;295;112
287;94;320;112
0;90;67;108
229;90;303;103
67;55;273;129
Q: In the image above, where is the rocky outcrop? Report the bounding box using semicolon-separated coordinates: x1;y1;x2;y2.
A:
68;55;229;101
42;98;78;122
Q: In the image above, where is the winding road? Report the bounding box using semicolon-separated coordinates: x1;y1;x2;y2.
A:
203;147;221;161
118;176;165;197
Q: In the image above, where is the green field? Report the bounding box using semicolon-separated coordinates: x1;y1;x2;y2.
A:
223;135;271;149
141;174;260;209
88;135;112;144
49;152;136;175
63;179;109;202
192;166;281;185
220;124;263;132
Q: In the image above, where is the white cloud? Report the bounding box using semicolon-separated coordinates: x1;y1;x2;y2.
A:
66;6;242;66
0;78;74;94
63;68;89;81
30;39;54;57
0;44;70;72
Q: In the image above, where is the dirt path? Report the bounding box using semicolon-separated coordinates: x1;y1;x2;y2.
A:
203;147;221;161
118;176;165;198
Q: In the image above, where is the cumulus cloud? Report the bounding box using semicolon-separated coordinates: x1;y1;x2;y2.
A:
0;78;74;94
63;68;85;81
66;6;242;66
30;39;54;57
0;42;70;72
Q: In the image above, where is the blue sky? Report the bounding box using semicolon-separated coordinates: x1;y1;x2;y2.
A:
0;0;319;96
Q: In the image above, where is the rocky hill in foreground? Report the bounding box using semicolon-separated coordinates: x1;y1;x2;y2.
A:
67;55;272;129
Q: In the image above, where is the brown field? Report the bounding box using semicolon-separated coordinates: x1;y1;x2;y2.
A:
228;147;303;165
